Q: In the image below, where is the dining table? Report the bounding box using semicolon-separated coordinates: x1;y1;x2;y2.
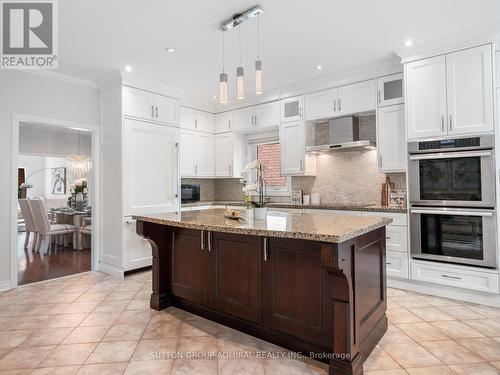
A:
48;209;91;250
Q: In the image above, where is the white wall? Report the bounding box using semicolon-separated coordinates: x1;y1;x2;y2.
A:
19;125;91;156
0;70;100;290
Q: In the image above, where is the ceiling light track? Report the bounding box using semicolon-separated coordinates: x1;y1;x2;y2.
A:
219;5;264;31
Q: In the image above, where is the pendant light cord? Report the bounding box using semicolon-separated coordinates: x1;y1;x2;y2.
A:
222;31;225;73
257;17;260;60
77;131;81;155
239;27;242;65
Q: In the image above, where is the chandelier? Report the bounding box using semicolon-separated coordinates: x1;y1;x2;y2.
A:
67;131;92;177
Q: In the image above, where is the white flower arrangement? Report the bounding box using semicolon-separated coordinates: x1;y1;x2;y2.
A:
240;160;268;208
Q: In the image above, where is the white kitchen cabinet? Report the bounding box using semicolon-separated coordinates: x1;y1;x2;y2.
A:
123;217;152;271
337;79;376;115
377;104;406;172
214;132;245;178
280;96;304;123
180;106;197;130
406;44;494;140
386;225;408;253
215;111;234;133
234;106;256;131
180;130;215;177
154;94;179;124
179;130;197;176
446;44;494;135
496;51;500;87
280;121;316;176
406;55;447;139
411;260;499;293
234;102;280;131
196;110;215;133
378;73;404;107
304;80;375;120
123;86;179;125
386;251;409;279
123;87;155;120
180;106;214;133
255;101;280;129
196;133;215;176
305;88;338;120
122;119;179;215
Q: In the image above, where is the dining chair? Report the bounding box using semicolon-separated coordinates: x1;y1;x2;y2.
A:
29;199;77;255
80;217;92;249
18;199;38;251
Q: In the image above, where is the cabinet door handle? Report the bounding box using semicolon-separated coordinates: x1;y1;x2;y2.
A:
255;115;258;125
299;107;303;117
263;237;268;261
200;230;205;250
386;261;392;265
378;90;381;104
195;119;198;129
151;105;154;118
449;114;453;131
334;99;337;112
195;165;198;174
228;165;232;175
155;106;159;118
441;115;445;132
228;120;231;130
299;159;303;171
441;274;462;280
207;231;212;252
338;98;341;111
379;154;383;168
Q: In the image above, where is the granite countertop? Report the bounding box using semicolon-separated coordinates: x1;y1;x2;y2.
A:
134;208;393;244
181;201;407;213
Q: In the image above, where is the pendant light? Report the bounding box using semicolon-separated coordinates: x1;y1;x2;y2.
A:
255;17;262;95
219;32;228;104
236;27;244;100
67;131;92;178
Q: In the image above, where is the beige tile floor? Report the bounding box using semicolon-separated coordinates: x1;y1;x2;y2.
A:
1;271;500;374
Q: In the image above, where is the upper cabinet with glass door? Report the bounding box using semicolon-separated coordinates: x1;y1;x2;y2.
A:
377;73;404;107
280;96;304;123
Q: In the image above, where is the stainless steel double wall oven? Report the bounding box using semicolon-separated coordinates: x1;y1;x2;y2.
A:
408;135;497;268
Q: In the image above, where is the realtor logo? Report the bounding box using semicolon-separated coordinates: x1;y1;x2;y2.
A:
1;0;58;69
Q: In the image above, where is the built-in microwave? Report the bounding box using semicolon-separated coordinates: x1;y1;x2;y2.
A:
410;206;497;268
408;135;495;208
181;184;200;203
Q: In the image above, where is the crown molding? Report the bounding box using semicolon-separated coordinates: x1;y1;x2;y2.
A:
22;69;97;89
395;23;500;64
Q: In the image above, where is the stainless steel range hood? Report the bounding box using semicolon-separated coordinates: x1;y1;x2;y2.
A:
305;115;376;153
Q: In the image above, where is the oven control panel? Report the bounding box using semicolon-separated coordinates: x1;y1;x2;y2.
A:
418;137;480;150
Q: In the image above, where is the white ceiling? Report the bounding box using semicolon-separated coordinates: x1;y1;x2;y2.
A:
58;0;500;102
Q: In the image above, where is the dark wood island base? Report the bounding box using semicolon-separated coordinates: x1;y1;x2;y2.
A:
136;214;388;375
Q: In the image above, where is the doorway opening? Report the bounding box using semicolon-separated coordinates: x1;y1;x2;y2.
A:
13;117;99;286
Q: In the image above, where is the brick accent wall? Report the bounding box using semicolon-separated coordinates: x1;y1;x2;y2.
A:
257;143;286;188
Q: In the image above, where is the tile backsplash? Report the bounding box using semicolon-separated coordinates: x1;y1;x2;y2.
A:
183;115;406;206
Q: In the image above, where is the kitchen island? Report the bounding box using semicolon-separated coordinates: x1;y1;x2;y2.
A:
134;209;392;375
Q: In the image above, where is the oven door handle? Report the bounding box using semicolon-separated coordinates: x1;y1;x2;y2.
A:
410;209;494;217
409;150;493;161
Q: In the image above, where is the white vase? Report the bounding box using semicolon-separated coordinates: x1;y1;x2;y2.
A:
246;207;254;221
254;207;268;220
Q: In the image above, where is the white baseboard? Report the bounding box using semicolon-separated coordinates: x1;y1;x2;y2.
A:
98;261;124;279
388;277;500;308
0;280;10;292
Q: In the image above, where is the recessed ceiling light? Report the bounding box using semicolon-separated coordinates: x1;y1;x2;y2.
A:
404;39;414;47
316;65;323;70
211;95;217;99
165;47;175;53
124;65;132;72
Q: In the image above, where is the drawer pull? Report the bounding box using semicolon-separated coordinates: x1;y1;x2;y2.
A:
386;261;392;265
200;230;204;250
386;236;392;240
441;274;462;280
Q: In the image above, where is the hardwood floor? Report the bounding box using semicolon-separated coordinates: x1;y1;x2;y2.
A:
17;233;91;286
